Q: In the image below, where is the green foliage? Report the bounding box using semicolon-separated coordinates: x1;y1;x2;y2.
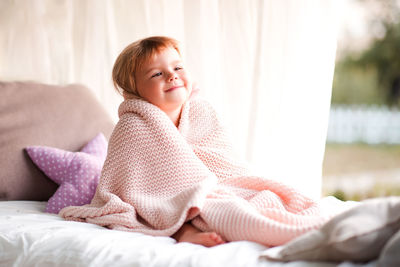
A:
332;190;347;201
331;62;385;105
327;184;400;202
333;0;400;106
353;23;400;105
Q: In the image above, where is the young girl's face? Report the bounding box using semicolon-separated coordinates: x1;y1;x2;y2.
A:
136;47;192;113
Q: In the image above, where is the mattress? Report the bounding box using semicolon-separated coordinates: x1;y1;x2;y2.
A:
0;200;377;267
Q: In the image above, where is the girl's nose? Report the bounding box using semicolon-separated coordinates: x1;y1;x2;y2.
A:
168;73;178;82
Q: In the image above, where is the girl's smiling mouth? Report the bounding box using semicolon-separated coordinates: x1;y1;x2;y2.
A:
165;86;183;92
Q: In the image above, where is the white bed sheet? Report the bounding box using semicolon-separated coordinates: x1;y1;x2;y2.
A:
0;200;375;267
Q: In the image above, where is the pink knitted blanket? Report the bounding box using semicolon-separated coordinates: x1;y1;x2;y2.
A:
60;98;327;246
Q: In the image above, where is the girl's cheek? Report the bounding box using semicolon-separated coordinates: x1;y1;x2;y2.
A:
148;80;158;86
184;70;192;82
180;72;189;82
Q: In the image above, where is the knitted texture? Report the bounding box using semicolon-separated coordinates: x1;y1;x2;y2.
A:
60;98;328;246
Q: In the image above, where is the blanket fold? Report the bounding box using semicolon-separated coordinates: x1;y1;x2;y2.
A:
60;98;328;246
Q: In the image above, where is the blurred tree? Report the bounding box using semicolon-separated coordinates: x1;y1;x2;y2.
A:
339;0;400;106
331;62;383;105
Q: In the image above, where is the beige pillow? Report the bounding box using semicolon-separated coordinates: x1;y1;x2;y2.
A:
0;81;115;201
261;197;400;262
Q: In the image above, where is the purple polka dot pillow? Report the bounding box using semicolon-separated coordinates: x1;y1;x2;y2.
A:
25;133;108;213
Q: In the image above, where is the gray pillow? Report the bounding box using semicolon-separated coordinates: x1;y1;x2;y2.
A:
378;227;400;266
0;81;115;200
261;197;400;263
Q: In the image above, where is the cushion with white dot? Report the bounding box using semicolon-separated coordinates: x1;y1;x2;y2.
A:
25;133;108;213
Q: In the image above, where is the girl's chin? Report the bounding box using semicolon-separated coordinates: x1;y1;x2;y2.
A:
158;94;188;111
166;91;189;102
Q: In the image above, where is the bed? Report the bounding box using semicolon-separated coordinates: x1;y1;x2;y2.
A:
0;200;366;267
1;81;398;267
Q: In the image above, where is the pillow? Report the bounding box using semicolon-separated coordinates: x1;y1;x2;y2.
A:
378;227;400;266
0;81;115;201
260;197;400;262
25;133;107;213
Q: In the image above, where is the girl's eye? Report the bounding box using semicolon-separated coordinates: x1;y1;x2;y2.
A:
151;72;162;78
175;66;183;71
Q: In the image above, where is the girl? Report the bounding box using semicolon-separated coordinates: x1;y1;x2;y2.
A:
60;36;327;247
112;36;225;246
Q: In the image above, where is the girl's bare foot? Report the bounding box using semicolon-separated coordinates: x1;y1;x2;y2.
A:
173;223;225;247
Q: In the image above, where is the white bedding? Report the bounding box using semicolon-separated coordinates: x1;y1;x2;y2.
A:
0;200;375;267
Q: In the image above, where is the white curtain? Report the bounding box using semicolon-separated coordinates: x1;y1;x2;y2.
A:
0;0;338;199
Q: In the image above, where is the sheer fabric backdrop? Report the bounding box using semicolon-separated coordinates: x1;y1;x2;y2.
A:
0;0;338;199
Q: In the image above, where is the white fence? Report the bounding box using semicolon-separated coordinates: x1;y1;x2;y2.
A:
326;104;400;144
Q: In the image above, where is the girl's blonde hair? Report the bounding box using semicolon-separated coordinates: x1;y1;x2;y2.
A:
112;36;181;99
